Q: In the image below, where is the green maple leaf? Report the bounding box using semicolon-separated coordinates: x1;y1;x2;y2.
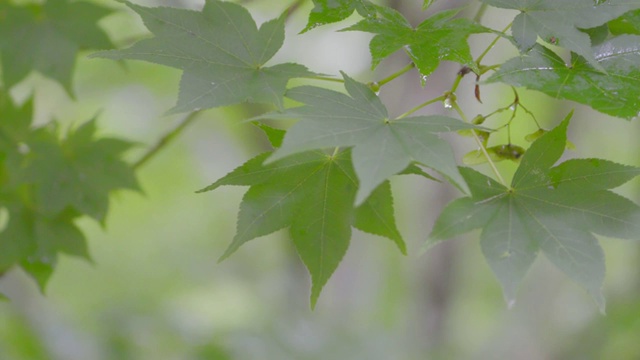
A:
488;37;640;120
427;114;640;310
343;6;489;76
609;9;640;35
480;0;640;70
9;120;139;222
258;73;479;205
302;0;376;32
199;150;405;307
0;204;88;291
91;0;314;113
0;0;114;94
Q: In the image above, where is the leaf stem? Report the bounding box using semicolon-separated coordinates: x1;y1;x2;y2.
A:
285;0;305;21
303;75;345;83
473;3;489;23
133;110;203;170
395;95;445;119
452;102;507;186
475;22;512;66
371;62;415;89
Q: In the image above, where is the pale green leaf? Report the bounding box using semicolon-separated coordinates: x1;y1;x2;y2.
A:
91;0;314;112
260;73;477;205
427;119;640;309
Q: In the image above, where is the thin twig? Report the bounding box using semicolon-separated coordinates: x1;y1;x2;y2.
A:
133;110;203;170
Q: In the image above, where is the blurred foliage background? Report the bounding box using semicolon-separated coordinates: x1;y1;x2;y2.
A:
1;0;639;359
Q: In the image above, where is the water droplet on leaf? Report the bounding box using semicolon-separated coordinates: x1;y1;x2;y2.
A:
443;97;453;109
420;75;428;87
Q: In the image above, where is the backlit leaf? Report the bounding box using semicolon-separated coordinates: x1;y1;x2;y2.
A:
199;150;404;307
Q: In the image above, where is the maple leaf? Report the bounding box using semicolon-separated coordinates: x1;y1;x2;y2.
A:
609;9;640;35
199;150;405;308
488;37;640;120
0;0;114;94
91;0;314;113
302;0;376;32
8;120;140;222
0;204;88;291
259;73;479;205
480;0;640;71
427;114;640;311
343;5;489;76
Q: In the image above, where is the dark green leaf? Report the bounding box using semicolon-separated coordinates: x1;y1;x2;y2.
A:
427;117;640;310
302;0;376;32
259;73;479;205
0;204;88;286
0;0;114;94
480;0;640;70
488;37;640;120
343;6;489;76
91;0;314;112
12;120;139;221
200;150;405;307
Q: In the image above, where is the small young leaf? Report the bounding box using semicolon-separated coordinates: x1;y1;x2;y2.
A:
91;0;315;112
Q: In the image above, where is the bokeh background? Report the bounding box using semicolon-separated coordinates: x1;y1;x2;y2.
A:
1;0;639;359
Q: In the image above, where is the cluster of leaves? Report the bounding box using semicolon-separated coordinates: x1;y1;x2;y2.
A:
0;93;139;291
2;0;640;309
0;0;138;294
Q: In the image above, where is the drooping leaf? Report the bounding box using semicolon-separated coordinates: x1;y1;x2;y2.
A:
258;72;479;205
427;115;640;311
9;120;140;221
198;150;405;307
343;6;489;76
302;0;376;32
488;37;640;120
480;0;640;70
0;0;114;94
91;0;314;113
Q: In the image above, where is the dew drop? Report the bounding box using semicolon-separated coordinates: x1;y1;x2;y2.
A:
507;298;516;309
420;75;428;87
509;104;517;111
443;97;453;109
